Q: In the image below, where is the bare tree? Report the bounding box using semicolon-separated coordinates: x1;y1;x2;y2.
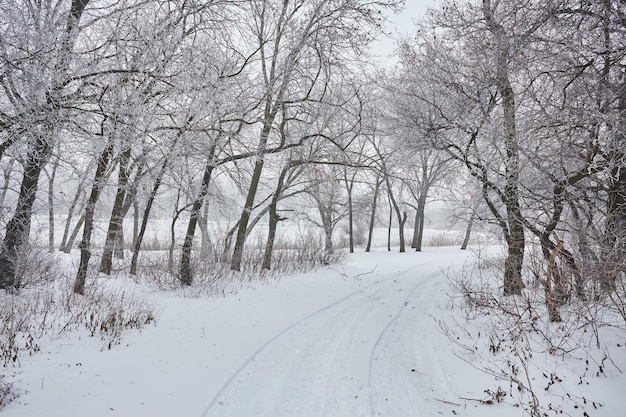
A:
0;0;92;289
229;0;402;271
304;164;347;254
394;0;543;294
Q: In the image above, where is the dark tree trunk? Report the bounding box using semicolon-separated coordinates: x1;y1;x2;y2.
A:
0;135;51;289
411;210;419;249
412;194;427;252
386;178;407;253
461;212;475;250
130;128;184;275
600;62;626;291
73;143;113;295
114;160;142;260
1;0;91;290
347;188;354;253
168;190;182;271
130;164;166;275
387;198;392;252
47;155;59;253
114;227;124;259
398;211;407;253
59;179;86;252
180;158;216;286
63;213;85;254
99;146;131;275
484;0;525;295
262;192;283;271
342;169;356;254
231;118;274;272
263;162;301;270
366;176;382;253
231;155;266;271
132;200;139;250
601;161;626;291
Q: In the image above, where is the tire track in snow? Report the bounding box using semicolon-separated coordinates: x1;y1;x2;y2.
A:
201;263;420;416
201;256;466;417
366;275;431;417
368;260;468;417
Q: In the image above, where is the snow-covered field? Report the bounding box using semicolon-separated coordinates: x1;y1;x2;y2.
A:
1;246;625;417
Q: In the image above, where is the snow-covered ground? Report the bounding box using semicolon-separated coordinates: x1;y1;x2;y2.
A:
1;246;625;417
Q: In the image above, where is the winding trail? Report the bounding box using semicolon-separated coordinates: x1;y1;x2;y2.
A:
203;251;469;417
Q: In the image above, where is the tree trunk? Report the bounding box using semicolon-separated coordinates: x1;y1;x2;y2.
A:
600;164;626;292
132;200;139;250
199;197;211;258
114;227;124;259
130;167;166;274
314;199;335;255
262;202;280;270
180;157;216;285
484;0;525;295
461;212;475;250
59;178;86;252
63;213;85;254
545;241;563;322
413;194;427;252
231;155;265;271
387;198;392;252
168;190;182;271
398;211;407;253
231;119;273;271
386;178;406;253
0;159;15;210
114;161;142;260
343;172;355;253
322;211;334;254
263;164;291;270
411;210;420;249
600;62;626;292
1;0;91;290
0;135;51;289
262;198;281;271
47;155;59;253
347;189;354;253
366;176;382;253
73;142;113;295
99;146;131;275
130;127;184;275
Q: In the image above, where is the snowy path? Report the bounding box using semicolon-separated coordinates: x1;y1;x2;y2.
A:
202;253;466;417
5;247;625;417
2;248;476;417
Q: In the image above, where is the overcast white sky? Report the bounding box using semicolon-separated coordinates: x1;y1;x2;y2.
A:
372;0;437;66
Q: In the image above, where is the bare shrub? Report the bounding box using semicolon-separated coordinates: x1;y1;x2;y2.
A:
9;245;60;290
0;289;51;367
427;231;463;247
135;234;169;251
1;255;156;374
443;250;625;417
137;228;344;295
271;229;345;272
0;374;19;411
63;283;156;350
139;250;233;296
